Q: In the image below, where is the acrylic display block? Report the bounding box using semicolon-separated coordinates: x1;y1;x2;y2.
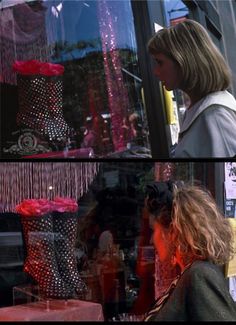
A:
7;284;104;321
1;292;104;321
13;283;45;306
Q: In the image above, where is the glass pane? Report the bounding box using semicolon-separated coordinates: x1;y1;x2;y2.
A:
0;161;218;318
0;0;151;158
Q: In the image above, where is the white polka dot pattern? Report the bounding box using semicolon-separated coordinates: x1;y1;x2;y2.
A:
21;213;75;299
16;75;72;141
53;212;88;297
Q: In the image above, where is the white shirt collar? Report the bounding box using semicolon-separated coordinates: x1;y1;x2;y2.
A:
180;90;236;134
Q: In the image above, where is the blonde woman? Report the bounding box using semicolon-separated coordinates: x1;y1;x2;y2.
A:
148;19;236;157
143;181;236;321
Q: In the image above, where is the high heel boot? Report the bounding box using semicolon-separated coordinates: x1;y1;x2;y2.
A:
20;213;75;299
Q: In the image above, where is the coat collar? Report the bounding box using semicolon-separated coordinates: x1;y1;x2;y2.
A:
179;90;236;134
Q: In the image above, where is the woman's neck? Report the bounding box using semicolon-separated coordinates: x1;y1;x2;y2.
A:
185;91;201;109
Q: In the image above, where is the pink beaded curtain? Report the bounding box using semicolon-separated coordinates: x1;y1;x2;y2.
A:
0;162;100;212
0;1;52;85
154;162;178;299
97;0;130;151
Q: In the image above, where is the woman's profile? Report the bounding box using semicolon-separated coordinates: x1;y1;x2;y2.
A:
148;19;236;158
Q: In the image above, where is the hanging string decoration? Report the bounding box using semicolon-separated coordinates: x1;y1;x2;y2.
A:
98;0;130;151
0;162;100;212
0;2;52;85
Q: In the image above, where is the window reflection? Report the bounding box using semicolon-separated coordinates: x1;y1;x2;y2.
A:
0;0;150;158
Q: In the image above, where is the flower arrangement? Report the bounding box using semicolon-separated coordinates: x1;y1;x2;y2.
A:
12;60;64;76
51;197;79;213
15;199;52;217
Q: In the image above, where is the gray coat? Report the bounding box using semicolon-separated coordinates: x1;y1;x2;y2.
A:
145;260;236;321
174;91;236;158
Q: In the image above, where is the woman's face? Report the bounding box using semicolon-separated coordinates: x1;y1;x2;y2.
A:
149;215;172;263
153;53;182;91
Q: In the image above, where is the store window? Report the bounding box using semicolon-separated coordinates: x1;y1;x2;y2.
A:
0;0;151;158
0;161;219;320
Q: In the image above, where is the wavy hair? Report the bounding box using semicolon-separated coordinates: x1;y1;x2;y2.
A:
147;19;232;98
171;185;235;265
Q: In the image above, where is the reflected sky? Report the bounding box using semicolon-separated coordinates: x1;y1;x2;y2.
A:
42;0;137;61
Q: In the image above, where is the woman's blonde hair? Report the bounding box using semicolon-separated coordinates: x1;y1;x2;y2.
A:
171;184;235;265
147;19;232;98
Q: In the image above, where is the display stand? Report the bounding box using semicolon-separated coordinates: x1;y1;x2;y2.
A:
0;285;104;321
13;284;43;306
13;284;79;311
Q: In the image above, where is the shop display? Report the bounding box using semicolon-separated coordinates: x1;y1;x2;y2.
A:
1;0;151;159
17;200;73;299
0;161;227;320
13;60;73;147
16;198;87;300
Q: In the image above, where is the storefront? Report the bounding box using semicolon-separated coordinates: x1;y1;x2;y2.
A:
1;0;152;158
1;0;235;159
0;161;234;321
